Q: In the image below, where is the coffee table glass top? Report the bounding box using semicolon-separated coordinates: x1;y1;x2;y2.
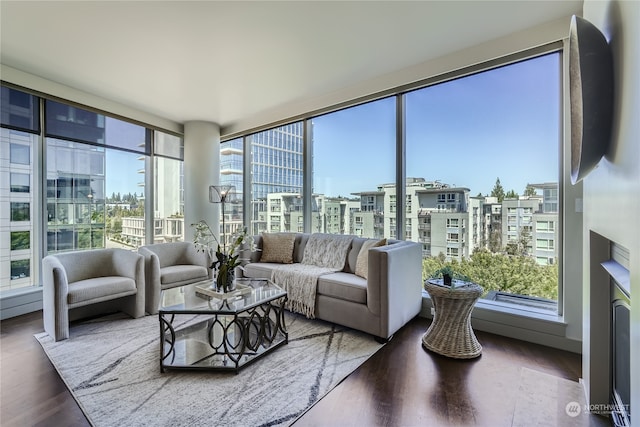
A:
159;278;286;314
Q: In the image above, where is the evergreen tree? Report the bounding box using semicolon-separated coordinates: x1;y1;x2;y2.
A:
524;184;536;197
491;178;505;202
505;189;518;199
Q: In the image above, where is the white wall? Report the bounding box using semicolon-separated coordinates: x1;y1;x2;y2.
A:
582;0;640;412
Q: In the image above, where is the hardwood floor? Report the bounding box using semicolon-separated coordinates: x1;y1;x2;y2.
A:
1;311;608;427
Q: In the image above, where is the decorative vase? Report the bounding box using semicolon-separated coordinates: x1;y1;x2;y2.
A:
219;268;236;293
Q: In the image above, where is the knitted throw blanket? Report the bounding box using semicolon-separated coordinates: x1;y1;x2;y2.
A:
271;234;354;318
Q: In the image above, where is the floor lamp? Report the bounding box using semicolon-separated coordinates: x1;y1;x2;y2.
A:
209;185;235;251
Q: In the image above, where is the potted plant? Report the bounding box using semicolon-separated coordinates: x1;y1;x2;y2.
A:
430;265;470;287
191;220;255;293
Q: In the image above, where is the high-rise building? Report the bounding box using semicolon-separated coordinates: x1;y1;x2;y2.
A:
121;132;185;246
1;126;37;290
46;139;106;252
220;123;304;237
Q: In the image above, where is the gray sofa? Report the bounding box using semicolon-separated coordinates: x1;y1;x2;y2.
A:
42;248;145;341
241;233;422;341
138;241;212;314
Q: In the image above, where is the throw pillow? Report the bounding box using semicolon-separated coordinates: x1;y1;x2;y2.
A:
355;238;387;279
260;232;296;264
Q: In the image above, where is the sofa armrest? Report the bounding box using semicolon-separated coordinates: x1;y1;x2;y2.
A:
139;246;162;313
366;241;422;337
138;246;160;283
42;255;70;340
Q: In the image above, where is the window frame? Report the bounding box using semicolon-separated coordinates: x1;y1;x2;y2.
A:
224;41;565;318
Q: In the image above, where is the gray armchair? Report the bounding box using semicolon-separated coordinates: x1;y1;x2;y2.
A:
42;248;145;341
138;242;212;314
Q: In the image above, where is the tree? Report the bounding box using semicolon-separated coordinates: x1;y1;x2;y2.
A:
422;248;558;301
476;192;484;198
112;218;122;234
524;184;536;197
505;189;518;199
488;227;502;253
505;227;530;256
491;178;505;202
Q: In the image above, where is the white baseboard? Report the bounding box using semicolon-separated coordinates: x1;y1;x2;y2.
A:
0;288;43;320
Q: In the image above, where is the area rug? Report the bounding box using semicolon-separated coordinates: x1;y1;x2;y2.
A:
35;312;383;427
512;367;594;427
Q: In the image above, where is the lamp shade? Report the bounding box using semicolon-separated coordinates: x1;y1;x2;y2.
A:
209;185;235;203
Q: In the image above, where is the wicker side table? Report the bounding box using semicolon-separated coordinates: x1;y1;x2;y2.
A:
422;279;483;359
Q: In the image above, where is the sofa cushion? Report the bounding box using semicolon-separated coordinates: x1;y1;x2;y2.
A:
345;237;369;273
355;238;387;279
160;265;209;285
293;234;309;263
317;272;367;304
260;232;296;263
242;262;279;279
68;276;137;305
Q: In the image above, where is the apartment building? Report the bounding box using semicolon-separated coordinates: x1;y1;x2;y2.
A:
353;179;478;261
530;183;560;266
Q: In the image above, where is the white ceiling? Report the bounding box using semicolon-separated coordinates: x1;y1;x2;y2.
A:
1;1;582;131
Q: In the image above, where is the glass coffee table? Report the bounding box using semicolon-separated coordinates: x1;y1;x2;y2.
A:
159;278;288;373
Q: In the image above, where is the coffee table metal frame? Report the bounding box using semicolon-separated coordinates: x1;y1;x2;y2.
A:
159;278;288;373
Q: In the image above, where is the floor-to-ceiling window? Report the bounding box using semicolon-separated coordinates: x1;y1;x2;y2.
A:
221;45;563;316
248;123;304;235
0;84;183;300
153;131;185;243
46;101;149;251
46;138;107;251
310;98;396;237
219;137;244;240
1;87;40;291
405;52;561;307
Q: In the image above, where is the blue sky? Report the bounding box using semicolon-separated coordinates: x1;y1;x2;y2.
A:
107;52;560;199
313;52;560;197
105;117;146;197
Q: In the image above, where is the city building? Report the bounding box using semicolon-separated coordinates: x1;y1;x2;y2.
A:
1;128;36;290
530;183;560;266
354;179;478;261
121;136;185;246
220;124;304;237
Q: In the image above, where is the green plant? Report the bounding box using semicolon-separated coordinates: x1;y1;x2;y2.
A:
430;265;471;285
192;220;256;292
